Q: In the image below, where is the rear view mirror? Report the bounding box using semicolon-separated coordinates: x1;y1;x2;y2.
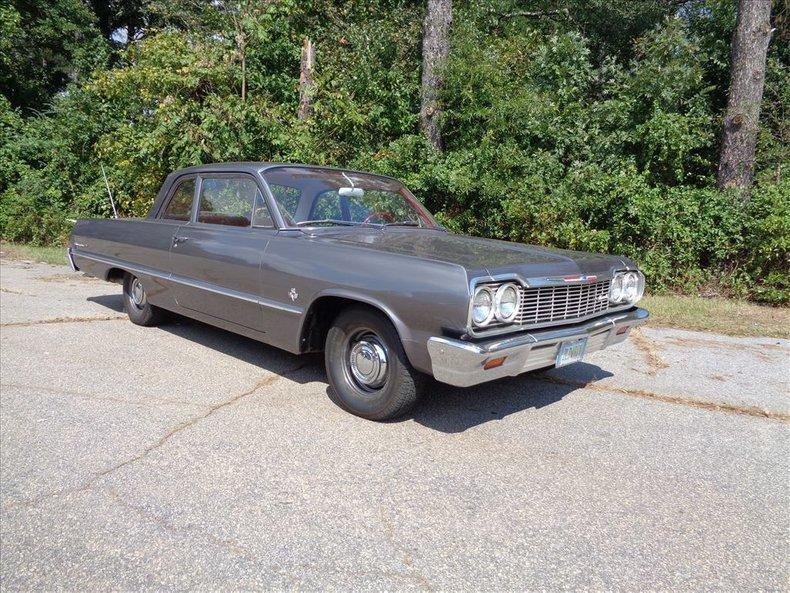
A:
338;187;364;198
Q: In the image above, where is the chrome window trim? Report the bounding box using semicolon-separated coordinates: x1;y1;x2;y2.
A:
158;174;198;222
193;173;268;229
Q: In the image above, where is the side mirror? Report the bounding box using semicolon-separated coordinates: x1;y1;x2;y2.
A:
338;187;364;198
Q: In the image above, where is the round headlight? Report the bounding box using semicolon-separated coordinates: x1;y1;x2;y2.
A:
495;283;520;322
623;272;639;302
609;274;624;303
472;286;494;326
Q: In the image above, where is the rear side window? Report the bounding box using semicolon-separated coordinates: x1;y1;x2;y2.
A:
162;179;195;221
198;177;258;227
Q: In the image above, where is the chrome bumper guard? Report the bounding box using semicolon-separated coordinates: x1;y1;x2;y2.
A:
66;247;78;272
427;307;649;387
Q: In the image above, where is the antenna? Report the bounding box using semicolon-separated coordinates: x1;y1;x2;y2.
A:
100;163;119;219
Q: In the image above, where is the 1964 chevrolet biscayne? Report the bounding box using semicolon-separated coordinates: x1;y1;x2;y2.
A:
69;163;648;420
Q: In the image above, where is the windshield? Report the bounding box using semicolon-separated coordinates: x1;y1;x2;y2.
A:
261;166;439;229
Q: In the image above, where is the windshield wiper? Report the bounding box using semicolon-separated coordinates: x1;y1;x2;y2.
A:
295;219;362;227
384;220;421;227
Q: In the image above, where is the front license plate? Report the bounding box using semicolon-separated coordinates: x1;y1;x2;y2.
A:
556;338;587;367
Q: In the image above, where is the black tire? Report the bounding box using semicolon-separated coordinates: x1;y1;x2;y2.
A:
325;306;424;421
122;273;165;326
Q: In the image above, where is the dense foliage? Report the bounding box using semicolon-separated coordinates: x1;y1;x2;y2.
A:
0;0;787;303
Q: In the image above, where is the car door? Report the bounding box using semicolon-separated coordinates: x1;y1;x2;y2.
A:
168;173;275;332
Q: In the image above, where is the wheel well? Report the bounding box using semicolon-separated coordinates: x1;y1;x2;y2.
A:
300;297;396;353
105;268;127;284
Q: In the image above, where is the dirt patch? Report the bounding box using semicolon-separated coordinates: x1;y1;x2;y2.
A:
538;374;789;422
630;328;669;375
659;335;786;363
0;287;29;296
36;273;101;283
1;315;127;328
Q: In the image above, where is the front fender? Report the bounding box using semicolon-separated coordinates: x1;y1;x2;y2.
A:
302;287;415;346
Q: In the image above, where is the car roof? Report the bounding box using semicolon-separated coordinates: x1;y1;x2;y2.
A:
171;162;400;182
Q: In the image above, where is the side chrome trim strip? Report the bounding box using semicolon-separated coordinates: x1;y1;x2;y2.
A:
258;296;302;314
72;250;302;315
169;272;260;305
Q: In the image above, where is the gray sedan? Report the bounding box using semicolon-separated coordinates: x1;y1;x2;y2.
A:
69;163;648;419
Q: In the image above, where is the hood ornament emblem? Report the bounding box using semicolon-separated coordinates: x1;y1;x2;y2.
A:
562;275;597;283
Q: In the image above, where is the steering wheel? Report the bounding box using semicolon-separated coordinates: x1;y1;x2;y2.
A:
362;211;395;224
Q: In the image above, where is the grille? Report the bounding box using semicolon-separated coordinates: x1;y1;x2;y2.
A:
481;279;611;330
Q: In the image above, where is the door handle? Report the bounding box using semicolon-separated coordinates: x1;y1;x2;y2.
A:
172;235;189;247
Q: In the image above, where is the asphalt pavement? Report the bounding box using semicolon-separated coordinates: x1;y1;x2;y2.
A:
1;257;788;590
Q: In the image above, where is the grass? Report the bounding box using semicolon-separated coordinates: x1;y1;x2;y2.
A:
1;241;786;339
0;242;68;266
642;294;789;339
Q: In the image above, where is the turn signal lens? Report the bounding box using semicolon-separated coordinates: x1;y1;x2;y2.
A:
483;356;506;370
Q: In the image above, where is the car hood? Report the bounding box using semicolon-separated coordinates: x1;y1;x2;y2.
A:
305;227;634;279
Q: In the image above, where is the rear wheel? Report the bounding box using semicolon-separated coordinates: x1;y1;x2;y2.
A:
325;307;423;420
123;273;165;326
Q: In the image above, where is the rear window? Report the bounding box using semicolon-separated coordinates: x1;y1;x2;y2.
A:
162;179;195;221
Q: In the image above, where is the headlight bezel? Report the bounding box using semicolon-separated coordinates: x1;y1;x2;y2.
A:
609;270;645;305
494;283;520;323
471;285;495;327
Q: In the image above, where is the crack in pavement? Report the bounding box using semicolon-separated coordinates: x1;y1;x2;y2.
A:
0;382;206;409
105;488;424;589
13;363;308;508
105;488;255;558
1;315;127;328
536;374;790;422
104;490;432;589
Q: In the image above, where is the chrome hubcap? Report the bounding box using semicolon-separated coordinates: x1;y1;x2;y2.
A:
348;334;388;390
130;278;147;309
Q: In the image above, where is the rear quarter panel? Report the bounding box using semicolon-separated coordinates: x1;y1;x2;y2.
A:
70;218;179;307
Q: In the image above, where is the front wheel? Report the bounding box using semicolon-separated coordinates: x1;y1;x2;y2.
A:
122;273;165;326
325;307;424;420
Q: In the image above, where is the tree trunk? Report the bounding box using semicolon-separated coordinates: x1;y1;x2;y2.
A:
717;0;773;193
234;23;247;101
298;37;315;120
420;0;452;150
241;52;247;101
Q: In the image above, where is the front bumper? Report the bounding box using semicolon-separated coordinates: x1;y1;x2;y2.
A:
427;307;649;387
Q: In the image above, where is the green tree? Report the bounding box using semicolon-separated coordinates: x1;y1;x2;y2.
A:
0;0;109;110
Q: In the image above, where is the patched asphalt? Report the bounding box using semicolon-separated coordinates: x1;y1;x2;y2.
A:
1;258;788;590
